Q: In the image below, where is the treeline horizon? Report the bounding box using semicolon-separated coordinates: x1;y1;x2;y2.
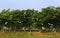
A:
0;6;60;31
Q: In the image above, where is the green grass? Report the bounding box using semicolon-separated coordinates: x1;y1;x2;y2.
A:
0;32;59;38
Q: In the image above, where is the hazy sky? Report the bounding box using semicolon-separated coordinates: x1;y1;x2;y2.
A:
0;0;60;10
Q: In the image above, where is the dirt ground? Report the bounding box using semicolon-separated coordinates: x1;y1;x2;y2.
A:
0;30;60;35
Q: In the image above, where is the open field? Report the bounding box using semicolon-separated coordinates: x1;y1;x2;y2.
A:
0;34;57;38
0;31;60;38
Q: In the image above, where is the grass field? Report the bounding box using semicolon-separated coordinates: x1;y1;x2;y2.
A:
0;35;57;38
0;31;60;38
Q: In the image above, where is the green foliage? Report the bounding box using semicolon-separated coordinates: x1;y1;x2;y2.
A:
0;6;60;31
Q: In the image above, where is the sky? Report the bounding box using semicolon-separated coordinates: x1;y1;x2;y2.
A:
0;0;60;10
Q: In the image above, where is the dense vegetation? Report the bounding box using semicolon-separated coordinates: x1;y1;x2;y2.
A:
0;6;60;31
